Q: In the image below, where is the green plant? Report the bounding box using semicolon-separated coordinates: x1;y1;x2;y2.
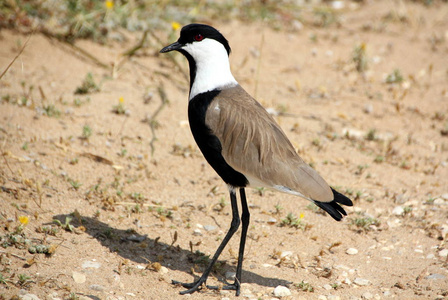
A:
386;69;404;84
43;104;61;117
280;213;305;230
82;125;92;140
53;217;74;232
349;214;380;232
75;73;100;95
295;280;314;292
353;43;368;73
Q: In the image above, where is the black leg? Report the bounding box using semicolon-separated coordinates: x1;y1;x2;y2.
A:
221;188;250;296
172;186;241;294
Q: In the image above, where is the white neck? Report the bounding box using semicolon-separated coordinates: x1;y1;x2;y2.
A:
183;39;238;100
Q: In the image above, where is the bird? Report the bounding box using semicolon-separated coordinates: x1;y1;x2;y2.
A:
160;23;353;296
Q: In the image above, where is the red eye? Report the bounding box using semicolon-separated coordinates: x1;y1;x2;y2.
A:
194;34;204;41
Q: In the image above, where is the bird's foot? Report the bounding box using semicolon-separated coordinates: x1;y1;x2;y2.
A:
172;278;240;295
172;278;206;294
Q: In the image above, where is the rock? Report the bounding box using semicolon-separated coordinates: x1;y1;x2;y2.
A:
160;266;169;274
225;271;236;280
72;271;86;284
203;225;217;231
193;229;202;236
362;292;374;299
323;284;333;290
433;198;445;205
280;251;293;258
267;218;277;225
346;248;358;255
354;278;371;286
327;296;341;300
318;296;327;300
89;284;105;292
363;104;374;114
441;193;448;200
426;254;435;259
273;285;291;297
20;294;41;300
426;273;446;280
438;249;448;257
392;206;404;216
82;260;101;269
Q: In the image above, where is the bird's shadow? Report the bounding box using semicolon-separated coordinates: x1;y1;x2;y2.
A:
53;214;291;290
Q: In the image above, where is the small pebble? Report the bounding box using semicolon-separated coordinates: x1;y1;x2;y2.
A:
327;296;341;300
362;292;374;299
438;249;448;257
441;193;448;200
225;271;236;280
72;271;86;284
20;294;41;300
354;278;371;286
273;285;291;297
280;251;293;258
318;296;327;300
203;225;217;232
267;218;277;225
82;260;101;269
346;248;358;255
433;198;445;205
363;104;374;114
89;284;105;292
323;284;333;290
392;206;404;216
426;273;446;280
193;229;202;236
160;266;169;274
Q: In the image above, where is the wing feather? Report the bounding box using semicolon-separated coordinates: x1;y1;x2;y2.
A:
205;85;333;202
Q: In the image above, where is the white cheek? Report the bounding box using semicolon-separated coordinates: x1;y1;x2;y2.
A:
183;39;237;100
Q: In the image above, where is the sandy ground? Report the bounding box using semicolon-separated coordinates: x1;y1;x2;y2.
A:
1;1;448;299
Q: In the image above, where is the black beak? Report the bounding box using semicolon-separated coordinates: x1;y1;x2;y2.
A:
160;41;183;53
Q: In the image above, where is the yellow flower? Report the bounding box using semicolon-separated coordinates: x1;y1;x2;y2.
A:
19;216;29;225
299;213;305;219
171;22;181;31
105;0;114;10
119;96;124;104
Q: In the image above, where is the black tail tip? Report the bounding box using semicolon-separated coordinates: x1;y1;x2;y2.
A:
314;188;353;221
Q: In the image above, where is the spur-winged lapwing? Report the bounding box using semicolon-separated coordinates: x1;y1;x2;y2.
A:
160;23;353;296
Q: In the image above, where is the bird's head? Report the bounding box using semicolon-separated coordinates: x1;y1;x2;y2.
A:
160;23;231;57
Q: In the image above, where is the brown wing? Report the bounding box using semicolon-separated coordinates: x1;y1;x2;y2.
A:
205;85;333;202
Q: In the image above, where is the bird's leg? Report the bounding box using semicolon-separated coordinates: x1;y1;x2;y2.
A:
172;187;241;294
221;188;250;296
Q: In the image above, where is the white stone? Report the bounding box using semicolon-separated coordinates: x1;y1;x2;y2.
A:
354;278;371;286
193;229;202;236
225;271;236;280
72;271;86;284
441;193;448;200
160;266;169;274
392;206;404;216
438;249;448;257
323;284;333;290
327;296;341;300
433;198;445;205
20;295;41;300
280;251;293;258
82;260;101;269
346;248;358;255
362;292;374;299
203;225;217;231
273;285;291;297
